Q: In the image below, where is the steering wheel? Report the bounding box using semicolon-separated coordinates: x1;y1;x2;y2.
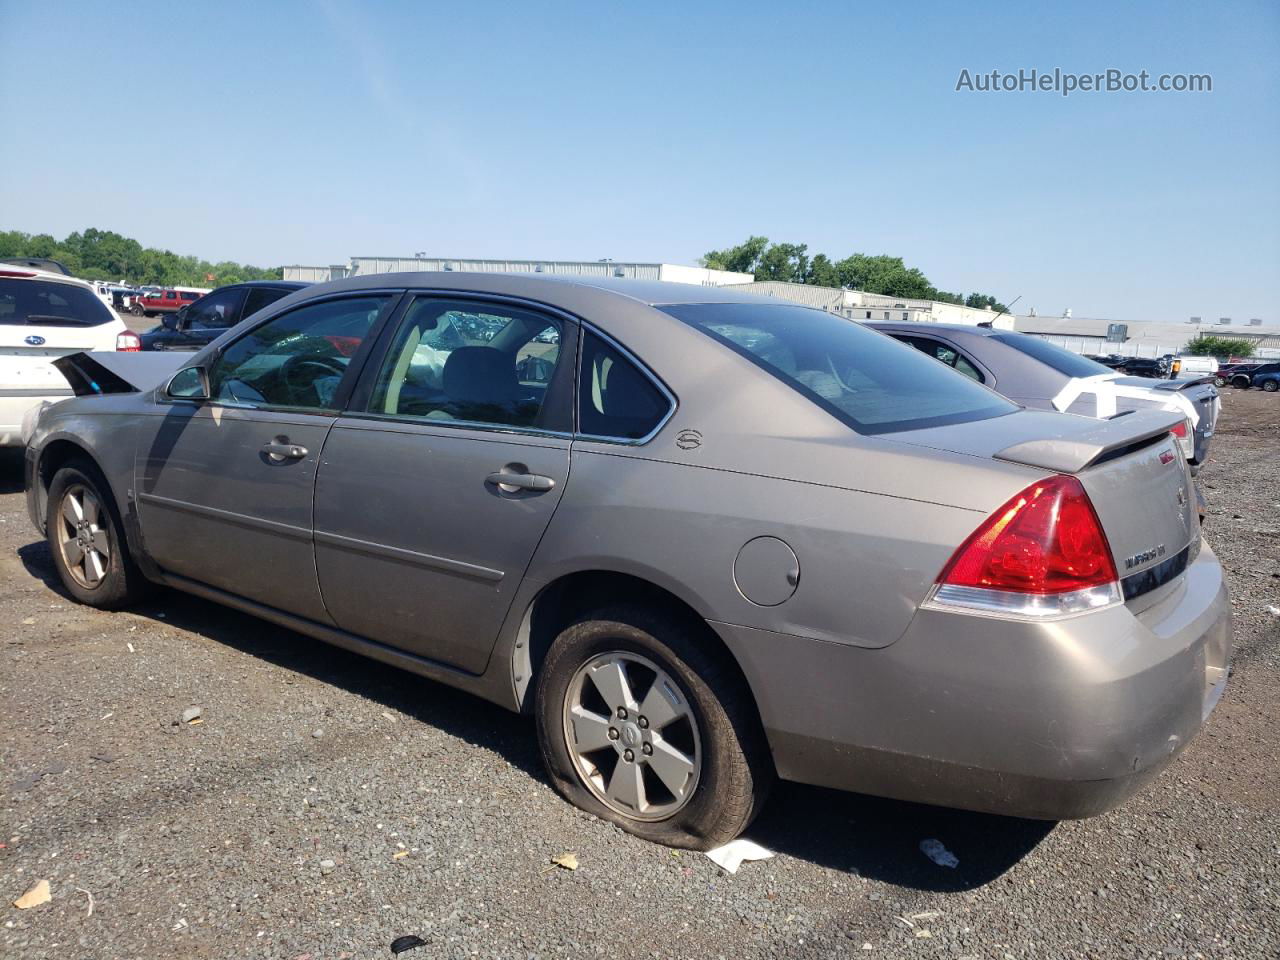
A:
279;354;346;406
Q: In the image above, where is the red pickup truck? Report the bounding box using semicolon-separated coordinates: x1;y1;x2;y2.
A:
130;288;205;318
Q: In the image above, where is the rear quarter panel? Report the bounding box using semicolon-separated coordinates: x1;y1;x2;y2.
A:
528;443;1018;649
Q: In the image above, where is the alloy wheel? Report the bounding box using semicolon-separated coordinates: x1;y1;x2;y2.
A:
56;484;111;589
562;651;702;821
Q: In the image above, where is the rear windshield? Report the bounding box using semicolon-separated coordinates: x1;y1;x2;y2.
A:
989;332;1113;378
660;302;1017;434
0;278;116;327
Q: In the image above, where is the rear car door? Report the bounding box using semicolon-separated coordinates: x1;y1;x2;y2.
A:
313;295;575;674
136;293;398;620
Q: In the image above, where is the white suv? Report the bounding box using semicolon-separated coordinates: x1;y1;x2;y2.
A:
1;266;133;445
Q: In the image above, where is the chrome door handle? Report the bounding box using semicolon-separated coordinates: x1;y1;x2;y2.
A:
486;471;555;492
263;439;308;461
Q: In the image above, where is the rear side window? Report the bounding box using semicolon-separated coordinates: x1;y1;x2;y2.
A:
661;302;1015;435
989;333;1113;378
578;331;671;440
0;278;116;326
243;286;292;318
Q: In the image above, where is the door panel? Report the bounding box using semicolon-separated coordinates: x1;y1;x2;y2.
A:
313;420;569;674
137;406;335;620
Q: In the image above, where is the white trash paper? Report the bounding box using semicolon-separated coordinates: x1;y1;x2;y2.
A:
705;838;774;874
919;838;959;868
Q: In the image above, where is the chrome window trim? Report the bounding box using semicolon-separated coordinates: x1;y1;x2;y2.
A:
574;321;677;447
339;410;574;442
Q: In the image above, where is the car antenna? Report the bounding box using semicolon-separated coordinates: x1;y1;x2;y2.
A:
978;295;1021;328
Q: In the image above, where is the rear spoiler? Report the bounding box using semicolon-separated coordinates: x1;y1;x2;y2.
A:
994;409;1184;474
52;351;188;397
1113;374;1216;392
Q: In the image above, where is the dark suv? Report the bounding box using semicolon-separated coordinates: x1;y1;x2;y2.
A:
139;281;307;351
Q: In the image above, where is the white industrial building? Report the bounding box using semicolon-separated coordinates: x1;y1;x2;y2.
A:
281;257;1276;359
283;257;753;286
723;281;1016;328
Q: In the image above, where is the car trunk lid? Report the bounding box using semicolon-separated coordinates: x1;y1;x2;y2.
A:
886;408;1199;595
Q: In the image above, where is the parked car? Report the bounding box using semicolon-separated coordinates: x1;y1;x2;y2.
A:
1166;355;1219;378
138;281;307;351
870;323;1220;472
130;288;207;318
1224;361;1280;389
1252;370;1280;392
1084;353;1129;369
1213;362;1260;387
24;274;1230;848
1115;354;1171;378
0;264;130;446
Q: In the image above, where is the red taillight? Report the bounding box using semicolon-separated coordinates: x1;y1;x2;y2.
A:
933;475;1120;616
1169;420;1189;438
116;332;141;352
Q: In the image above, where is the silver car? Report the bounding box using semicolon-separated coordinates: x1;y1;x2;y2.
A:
23;274;1231;849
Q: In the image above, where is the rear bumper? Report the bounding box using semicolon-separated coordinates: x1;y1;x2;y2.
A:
716;539;1232;820
0;391;72;447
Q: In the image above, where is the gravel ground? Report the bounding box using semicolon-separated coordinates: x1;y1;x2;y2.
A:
1;389;1276;960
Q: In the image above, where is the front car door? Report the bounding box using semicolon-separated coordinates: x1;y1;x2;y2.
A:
135;292;398;620
313;295;575;674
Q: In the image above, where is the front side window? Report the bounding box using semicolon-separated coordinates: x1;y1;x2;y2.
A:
184;287;245;330
367;298;568;431
0;278;115;326
207;295;388;410
578;331;671;440
662;302;1015;435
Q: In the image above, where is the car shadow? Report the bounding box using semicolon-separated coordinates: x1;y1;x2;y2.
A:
17;537;1051;891
0;449;27;494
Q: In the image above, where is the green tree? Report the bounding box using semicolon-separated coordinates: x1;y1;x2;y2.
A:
701;235;769;274
755;242;809;282
805;253;840;288
964;292;1009;312
1186;336;1254;358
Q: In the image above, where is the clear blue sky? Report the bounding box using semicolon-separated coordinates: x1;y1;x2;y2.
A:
2;0;1276;323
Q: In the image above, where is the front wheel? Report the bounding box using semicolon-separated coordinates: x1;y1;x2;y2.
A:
1213;376;1227;387
1263;380;1279;392
535;607;772;850
46;460;149;608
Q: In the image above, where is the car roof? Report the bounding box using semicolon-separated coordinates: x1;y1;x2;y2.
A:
299;271;772;308
206;280;309;293
0;264;97;290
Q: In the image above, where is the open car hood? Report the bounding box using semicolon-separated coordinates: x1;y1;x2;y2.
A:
52;350;189;397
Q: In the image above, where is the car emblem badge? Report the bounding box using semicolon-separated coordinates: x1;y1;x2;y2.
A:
1158;449;1175;465
24;335;46;346
676;429;703;451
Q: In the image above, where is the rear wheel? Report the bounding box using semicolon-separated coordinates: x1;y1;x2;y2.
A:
1231;376;1251;389
46;460;148;609
535;606;772;850
1213;376;1227;387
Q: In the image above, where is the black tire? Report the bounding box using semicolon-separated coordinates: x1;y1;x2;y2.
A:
1231;377;1251;389
1263;380;1279;392
45;459;149;609
535;605;773;850
1213;376;1227;387
130;303;143;316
